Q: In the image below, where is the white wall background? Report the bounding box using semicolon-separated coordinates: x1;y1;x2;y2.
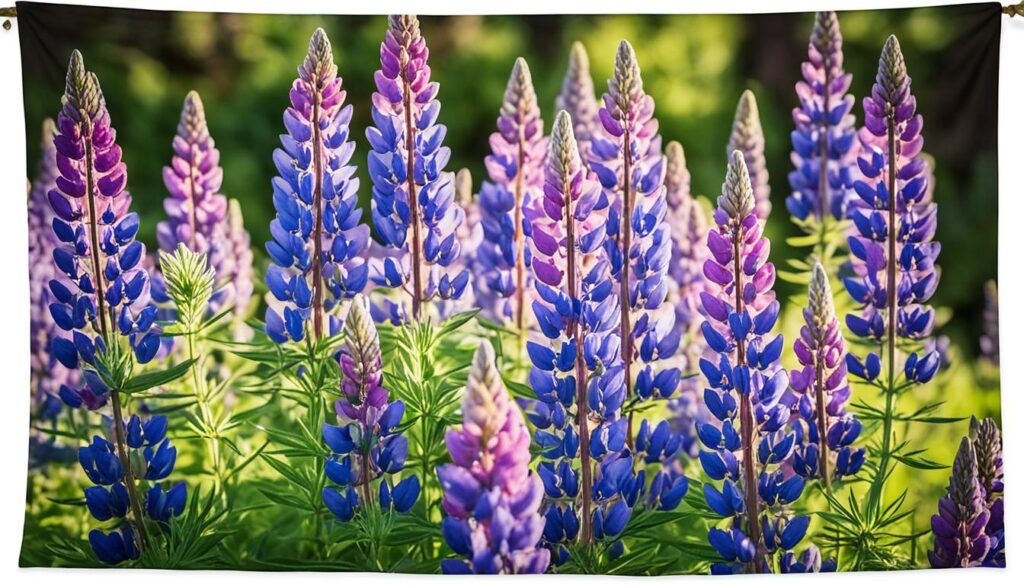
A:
0;1;1018;583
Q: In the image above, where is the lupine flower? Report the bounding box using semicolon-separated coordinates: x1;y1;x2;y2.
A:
790;263;865;484
474;58;546;329
727;91;771;219
48;51;160;409
265;28;369;343
845;35;941;385
698;152;816;573
591;40;680;419
368;15;468;321
525;110;635;562
664;140;709;457
980;280;999;365
555;42;599;159
970;416;1004;567
438;342;550;574
157;91;254;321
79;414;185;564
928;438;991;568
436;168;481;320
787;11;859;221
28;119;77;421
322;295;419;521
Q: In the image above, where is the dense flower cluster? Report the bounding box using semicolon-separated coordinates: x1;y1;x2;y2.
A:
928;437;992;568
438;342;550;574
157;91;254;319
265;28;369;343
727;91;771;220
698;152;819;573
787;11;859;221
474;59;547;327
80;414;185;564
29;119;76;422
368;14;468;321
525;111;636;561
322;295;419;521
48;51;160;410
555;42;599;159
790;263;864;483
845;35;941;384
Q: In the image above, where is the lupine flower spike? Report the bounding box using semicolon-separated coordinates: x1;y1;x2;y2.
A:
475;58;546;329
265;28;369;344
157;91;254;320
699;152;822;573
368;15;468;321
438;342;550;574
322;295;419;521
969;416;1004;566
48;51;162;556
526;110;634;562
787;11;859;221
592;40;680;439
728;91;771;219
29;119;77;422
845;36;940;515
928;438;991;568
555;42;599;159
790;263;864;486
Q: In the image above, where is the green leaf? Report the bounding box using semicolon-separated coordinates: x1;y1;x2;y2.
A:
893;453;948;470
438;309;480;337
122;358;197;394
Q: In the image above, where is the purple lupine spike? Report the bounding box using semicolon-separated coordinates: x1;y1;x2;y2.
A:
591;40;680;438
699;152;818;574
322;295;419;521
727;90;771;219
157;91;254;320
527;111;633;560
368;15;468;322
265;28;369;343
555;42;599;159
48;50;160;399
970;416;1005;567
28;119;78;422
787;11;859;221
980;280;998;364
438;342;550;574
790;263;865;485
475;58;547;329
928;438;991;568
845;35;941;388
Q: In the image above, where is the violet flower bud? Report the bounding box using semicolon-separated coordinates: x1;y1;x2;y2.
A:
928;438;991;568
727;90;771;219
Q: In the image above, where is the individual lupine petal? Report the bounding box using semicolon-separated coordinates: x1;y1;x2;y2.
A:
322;295;415;521
727;91;770;219
555;42;599;158
438;343;549;573
787;11;859;221
368;15;466;321
929;438;992;568
265;28;368;343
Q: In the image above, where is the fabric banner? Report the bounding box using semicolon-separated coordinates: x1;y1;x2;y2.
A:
15;0;1005;574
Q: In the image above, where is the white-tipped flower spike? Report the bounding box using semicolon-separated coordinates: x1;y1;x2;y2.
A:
719;150;756;222
461;342;510;442
455;168;473;207
807;262;834;339
727;90;770;219
549;109;582;182
555;42;599;151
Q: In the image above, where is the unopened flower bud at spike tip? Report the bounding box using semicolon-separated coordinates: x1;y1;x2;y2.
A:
877;35;908;103
455;168;472;206
808;262;834;328
719;150;756;221
727;90;770;218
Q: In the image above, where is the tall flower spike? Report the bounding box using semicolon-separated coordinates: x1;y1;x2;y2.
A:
727;90;771;219
970;416;1005;567
526;111;635;562
265;28;369;343
158;91;254;320
29;119;77;422
592;40;680;434
845;36;940;401
322;295;419;521
438;342;550;574
928;438;991;568
368;15;468;321
555;42;599;159
787;11;858;221
475;58;547;329
699;152;820;574
790;263;865;486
